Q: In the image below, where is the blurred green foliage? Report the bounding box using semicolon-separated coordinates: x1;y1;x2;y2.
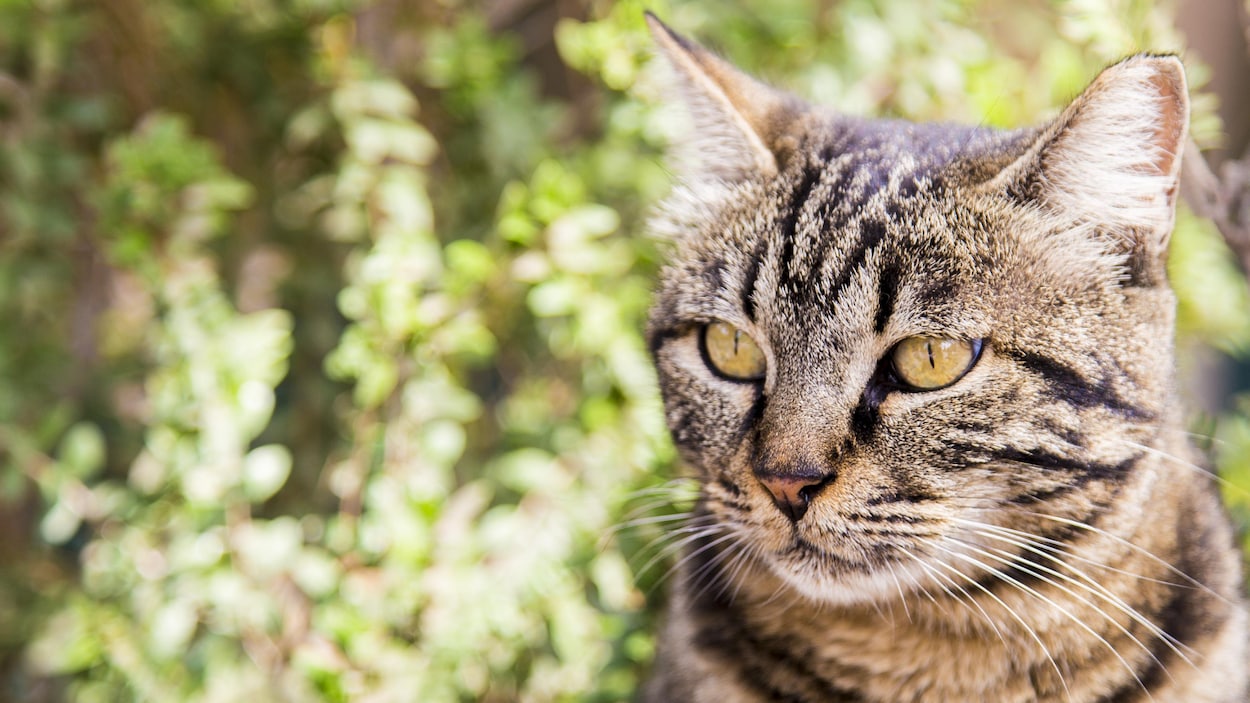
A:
0;0;1247;701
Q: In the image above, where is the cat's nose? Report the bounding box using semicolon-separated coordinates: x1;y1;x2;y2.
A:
758;475;825;522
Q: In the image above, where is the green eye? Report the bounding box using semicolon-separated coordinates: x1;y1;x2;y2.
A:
891;336;981;390
703;322;766;381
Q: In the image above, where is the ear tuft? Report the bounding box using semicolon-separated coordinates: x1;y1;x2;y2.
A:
645;14;804;184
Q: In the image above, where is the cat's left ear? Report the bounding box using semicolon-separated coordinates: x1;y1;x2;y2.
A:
645;13;806;183
995;54;1188;279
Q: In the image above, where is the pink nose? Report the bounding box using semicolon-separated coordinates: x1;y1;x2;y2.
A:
758;475;823;522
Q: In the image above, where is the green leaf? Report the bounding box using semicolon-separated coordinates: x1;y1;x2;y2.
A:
39;499;81;545
242;444;292;503
25;603;104;675
57;422;106;480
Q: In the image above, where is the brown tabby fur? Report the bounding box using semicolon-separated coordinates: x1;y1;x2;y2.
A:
642;14;1248;702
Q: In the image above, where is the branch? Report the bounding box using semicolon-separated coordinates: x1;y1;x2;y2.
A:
1180;138;1250;276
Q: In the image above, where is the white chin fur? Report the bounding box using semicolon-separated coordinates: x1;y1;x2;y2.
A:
765;551;935;607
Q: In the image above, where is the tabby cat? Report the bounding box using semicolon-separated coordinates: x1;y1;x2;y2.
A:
642;14;1248;702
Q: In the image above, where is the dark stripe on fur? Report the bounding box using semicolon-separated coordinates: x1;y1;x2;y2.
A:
993;447;1133;480
1100;490;1239;702
866;489;938;506
716;474;743;498
742;238;769;321
1098;593;1187;702
827;218;888;307
777;166;823;289
1098;594;1204;700
702;257;725;290
1007;349;1153;420
665;399;701;448
1007;480;1090;505
646;325;685;361
916;274;959;306
687;581;868;702
873;257;900;333
692;620;867;703
844;511;922;524
741;391;768;438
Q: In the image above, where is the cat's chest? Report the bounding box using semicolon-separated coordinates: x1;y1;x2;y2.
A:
688;594;1131;703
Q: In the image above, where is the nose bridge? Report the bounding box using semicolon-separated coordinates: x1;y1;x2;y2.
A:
760;320;877;441
752;379;850;522
755;375;849;475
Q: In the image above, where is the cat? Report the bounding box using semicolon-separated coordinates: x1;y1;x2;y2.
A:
641;13;1249;703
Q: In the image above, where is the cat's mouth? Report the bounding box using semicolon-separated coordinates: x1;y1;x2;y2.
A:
778;531;898;571
719;494;980;606
783;537;877;572
700;475;955;605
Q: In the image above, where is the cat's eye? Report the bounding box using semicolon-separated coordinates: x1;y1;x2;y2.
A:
703;321;766;381
891;336;982;391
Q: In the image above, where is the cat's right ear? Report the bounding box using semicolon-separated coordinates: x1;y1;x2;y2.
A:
645;13;804;183
986;54;1188;283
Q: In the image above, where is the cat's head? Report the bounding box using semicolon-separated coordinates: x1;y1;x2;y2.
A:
644;15;1189;605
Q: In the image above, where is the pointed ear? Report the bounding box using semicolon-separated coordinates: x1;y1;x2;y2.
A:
645;13;805;183
995;55;1188;275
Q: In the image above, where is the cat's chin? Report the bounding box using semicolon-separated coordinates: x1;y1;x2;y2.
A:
762;548;922;608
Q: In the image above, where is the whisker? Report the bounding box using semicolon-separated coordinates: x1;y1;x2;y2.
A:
612;510;702;533
613;493;698;527
1022;511;1236;608
689;539;744;603
711;539;755;603
900;549;1009;647
953;518;1196;664
953;518;1188;590
932;540;1152;700
891;554;948;615
883;559;911;624
602;510;700;553
633;520;726;582
621;477;700;502
724;541;765;605
922;550;1072;700
605;480;704;548
1118;438;1250;500
954;534;1185;680
657;530;742;591
627;513;718;564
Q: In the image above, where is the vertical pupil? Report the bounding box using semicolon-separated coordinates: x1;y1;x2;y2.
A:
733;329;741;356
927;340;935;369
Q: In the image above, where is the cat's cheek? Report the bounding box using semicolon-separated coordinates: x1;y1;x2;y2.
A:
654;334;762;470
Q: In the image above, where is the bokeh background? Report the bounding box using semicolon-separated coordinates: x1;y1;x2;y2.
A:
2;0;1250;701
